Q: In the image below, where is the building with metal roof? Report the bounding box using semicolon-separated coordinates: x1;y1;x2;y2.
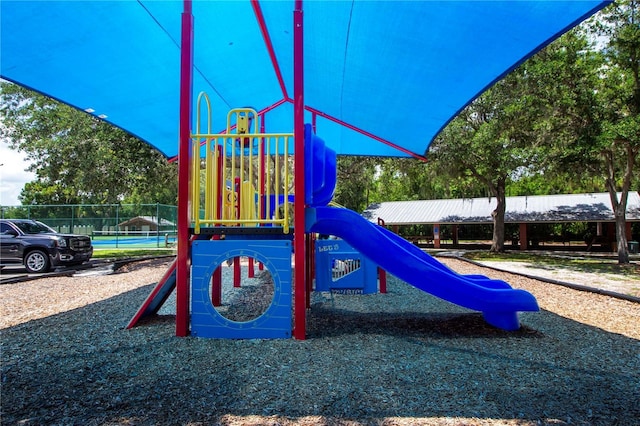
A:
363;192;640;225
362;192;640;251
118;216;176;232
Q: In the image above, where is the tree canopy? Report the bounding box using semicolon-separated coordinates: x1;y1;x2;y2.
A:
0;82;177;206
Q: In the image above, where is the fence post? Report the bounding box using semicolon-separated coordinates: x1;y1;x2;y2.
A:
116;204;120;248
156;202;160;248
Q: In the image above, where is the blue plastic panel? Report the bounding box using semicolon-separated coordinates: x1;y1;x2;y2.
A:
191;240;292;339
315;239;377;294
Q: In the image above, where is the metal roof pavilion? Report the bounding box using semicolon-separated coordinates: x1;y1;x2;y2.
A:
0;0;610;159
363;192;640;226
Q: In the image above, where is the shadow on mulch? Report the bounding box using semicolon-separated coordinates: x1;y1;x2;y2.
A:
307;308;543;339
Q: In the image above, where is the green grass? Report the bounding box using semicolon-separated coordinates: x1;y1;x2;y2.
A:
92;249;176;259
463;251;640;278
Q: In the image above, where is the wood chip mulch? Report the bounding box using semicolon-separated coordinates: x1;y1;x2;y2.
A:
1;257;638;426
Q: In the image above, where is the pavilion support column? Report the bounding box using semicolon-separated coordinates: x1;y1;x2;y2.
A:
607;222;616;251
625;222;632;240
433;223;441;249
519;223;527;251
452;225;459;246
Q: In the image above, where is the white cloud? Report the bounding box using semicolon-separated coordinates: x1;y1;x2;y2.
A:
0;142;35;206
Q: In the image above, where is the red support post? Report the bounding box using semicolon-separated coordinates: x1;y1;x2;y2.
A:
251;0;289;100
375;218;387;294
175;0;194;337
211;266;222;306
234;257;241;287
248;257;255;278
305;233;314;308
378;268;387;294
293;0;306;340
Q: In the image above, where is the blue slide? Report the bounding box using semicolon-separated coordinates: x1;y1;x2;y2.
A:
307;206;539;330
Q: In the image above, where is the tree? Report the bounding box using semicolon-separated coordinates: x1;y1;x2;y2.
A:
371;157;488;203
594;0;640;263
550;1;640;263
0;82;177;206
429;62;547;252
334;156;377;212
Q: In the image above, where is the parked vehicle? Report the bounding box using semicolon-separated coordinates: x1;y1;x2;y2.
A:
0;219;93;273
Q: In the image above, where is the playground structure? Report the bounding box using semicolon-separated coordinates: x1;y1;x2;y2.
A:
129;98;539;337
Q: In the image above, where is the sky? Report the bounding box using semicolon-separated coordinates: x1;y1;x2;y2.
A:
0;141;35;206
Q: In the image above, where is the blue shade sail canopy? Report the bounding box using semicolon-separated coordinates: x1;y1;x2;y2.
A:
1;1;609;158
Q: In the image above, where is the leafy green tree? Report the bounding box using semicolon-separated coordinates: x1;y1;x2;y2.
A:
334;156;377;212
0;82;177;206
372;157;487;203
595;0;640;263
429;62;547;252
507;30;607;199
549;1;640;263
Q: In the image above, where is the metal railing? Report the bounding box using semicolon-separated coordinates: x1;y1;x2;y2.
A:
191;93;293;234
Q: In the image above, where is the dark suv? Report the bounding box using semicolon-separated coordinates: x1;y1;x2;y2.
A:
0;219;93;273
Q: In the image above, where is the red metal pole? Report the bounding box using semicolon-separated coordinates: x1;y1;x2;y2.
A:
378;268;387;294
176;0;194;337
306;233;314;308
251;0;289;100
376;217;387;293
234;256;241;287
304;105;428;162
217;145;223;220
212;266;222;306
248;257;255;278
293;0;306;340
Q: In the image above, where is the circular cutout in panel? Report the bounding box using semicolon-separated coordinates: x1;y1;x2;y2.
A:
209;256;275;323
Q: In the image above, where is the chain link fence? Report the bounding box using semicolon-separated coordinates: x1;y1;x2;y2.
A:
1;203;177;249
